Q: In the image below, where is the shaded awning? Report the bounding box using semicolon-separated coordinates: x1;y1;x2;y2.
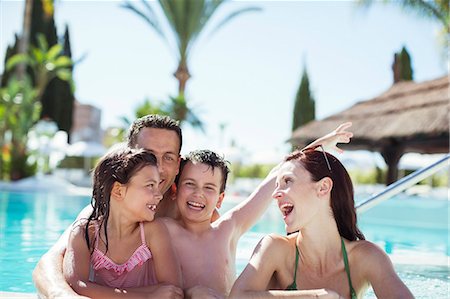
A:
290;75;449;183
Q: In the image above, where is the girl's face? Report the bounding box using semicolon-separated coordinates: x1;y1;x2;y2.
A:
272;161;321;233
123;165;163;222
176;161;224;224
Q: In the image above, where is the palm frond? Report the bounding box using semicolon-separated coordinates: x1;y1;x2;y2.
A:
121;1;168;42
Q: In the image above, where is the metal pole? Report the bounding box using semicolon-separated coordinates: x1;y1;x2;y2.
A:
356;153;450;214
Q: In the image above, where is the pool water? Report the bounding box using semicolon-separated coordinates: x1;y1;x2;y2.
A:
0;190;448;298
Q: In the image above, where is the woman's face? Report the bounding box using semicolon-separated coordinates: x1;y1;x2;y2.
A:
272;161;322;233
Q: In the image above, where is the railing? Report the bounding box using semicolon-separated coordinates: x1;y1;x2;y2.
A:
356;153;450;214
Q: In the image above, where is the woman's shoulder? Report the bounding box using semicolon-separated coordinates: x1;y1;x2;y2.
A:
346;239;392;273
348;239;387;258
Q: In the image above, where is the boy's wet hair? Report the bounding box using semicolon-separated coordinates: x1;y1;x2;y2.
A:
85;146;158;253
178;149;230;193
126;114;182;152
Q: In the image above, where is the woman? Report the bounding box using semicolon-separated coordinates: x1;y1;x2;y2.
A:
230;147;414;299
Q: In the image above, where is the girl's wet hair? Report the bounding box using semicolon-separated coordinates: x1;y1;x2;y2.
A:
85;146;158;252
285;149;365;241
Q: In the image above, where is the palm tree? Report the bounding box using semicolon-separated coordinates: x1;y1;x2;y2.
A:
122;0;260;96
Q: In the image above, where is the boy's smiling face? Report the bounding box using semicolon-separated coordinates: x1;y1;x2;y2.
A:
176;161;225;223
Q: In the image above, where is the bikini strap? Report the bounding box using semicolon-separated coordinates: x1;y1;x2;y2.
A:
292;244;299;284
139;222;146;245
341;237;357;299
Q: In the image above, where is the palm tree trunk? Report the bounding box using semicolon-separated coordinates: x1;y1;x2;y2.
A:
17;0;34;80
174;62;191;96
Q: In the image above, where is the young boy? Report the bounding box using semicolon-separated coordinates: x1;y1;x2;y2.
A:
163;150;275;298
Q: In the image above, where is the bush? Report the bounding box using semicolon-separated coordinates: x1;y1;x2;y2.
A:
231;163;275;179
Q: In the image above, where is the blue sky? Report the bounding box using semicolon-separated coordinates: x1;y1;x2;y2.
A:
1;1;446;162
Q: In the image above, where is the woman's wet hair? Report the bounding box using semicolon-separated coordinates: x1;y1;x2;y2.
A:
84;146;158;252
285;149;365;241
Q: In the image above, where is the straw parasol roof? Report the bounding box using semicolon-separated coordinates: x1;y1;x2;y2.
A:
290;75;449;184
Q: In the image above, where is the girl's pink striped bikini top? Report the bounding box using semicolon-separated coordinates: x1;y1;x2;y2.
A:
90;222;158;288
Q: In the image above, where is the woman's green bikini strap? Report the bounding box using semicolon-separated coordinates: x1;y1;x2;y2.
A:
341;237;357;299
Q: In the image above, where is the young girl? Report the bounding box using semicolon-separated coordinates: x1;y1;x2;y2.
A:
63;147;183;299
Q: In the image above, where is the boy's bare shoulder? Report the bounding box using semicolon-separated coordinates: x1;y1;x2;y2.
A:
157;217;183;233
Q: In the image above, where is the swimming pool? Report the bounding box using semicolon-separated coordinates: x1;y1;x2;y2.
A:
0;190;448;298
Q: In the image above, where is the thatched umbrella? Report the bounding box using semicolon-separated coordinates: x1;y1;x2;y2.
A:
290;75;449;184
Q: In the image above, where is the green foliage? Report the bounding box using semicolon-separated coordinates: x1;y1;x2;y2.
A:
1;1;75;139
231;163;275;179
292;67;315;132
348;166;448;187
398;46;414;81
124;95;204;132
6;33;73;100
0;76;40;180
1;34;73;180
348;168;386;185
58;156;97;170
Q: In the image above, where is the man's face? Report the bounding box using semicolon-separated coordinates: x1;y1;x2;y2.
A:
136;127;181;195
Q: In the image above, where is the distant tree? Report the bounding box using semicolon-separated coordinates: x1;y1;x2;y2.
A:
4;34;73;180
292;67;315;133
1;0;75;139
1;34;20;87
393;46;414;83
122;0;260;97
40;25;75;140
121;95;204;132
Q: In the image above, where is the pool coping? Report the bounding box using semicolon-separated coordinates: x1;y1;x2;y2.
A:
0;292;37;298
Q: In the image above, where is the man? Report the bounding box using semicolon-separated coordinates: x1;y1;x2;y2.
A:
33;114;184;298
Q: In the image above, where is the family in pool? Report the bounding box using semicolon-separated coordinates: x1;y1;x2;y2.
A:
33;115;414;299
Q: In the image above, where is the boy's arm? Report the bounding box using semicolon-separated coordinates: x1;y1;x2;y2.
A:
33;205;93;298
225;122;353;239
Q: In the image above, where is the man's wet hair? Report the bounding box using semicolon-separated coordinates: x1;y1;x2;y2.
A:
126;114;182;152
178;150;230;193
